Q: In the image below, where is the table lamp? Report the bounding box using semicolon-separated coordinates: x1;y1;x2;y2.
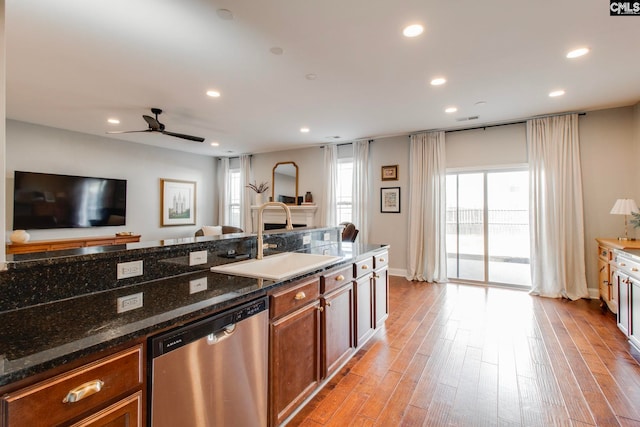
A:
610;198;639;241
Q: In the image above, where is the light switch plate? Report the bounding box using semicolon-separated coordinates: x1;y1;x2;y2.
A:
117;260;143;279
324;232;330;241
189;277;208;294
303;234;311;245
117;292;143;313
189;250;208;266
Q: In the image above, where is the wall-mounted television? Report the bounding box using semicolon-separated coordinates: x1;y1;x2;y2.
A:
13;171;127;230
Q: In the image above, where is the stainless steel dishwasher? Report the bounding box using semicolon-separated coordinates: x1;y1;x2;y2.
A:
149;296;269;427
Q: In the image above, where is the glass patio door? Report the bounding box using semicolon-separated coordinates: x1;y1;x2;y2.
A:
446;169;530;287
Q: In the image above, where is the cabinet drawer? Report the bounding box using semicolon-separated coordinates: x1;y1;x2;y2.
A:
374;251;389;269
353;257;374;279
321;265;353;294
2;345;143;427
599;245;612;261
270;278;320;319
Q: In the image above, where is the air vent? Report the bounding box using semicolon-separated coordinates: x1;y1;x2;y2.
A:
455;116;480;122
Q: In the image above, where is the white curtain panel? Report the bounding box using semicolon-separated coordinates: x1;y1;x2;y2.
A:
527;114;589;300
406;131;447;282
239;154;253;233
352;141;370;243
321;145;338;227
217;157;230;225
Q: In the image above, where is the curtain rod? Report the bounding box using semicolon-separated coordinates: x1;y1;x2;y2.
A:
410;111;586;136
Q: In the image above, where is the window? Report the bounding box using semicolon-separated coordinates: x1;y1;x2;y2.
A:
336;158;353;224
228;167;241;227
446;168;530;287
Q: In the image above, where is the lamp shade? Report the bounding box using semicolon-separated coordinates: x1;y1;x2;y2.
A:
610;199;639;215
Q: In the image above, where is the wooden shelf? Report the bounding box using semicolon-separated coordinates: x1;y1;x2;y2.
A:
6;234;141;255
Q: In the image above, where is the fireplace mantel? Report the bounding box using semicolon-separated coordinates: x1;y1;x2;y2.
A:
251;205;317;230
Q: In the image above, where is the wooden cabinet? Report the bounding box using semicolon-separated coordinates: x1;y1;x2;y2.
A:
595;239;640;313
269;278;322;427
1;345;143;427
630;277;640;350
321;281;354;378
6;234;141;255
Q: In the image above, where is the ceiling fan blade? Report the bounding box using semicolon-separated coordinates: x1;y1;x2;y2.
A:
106;130;152;135
143;115;163;131
161;130;205;142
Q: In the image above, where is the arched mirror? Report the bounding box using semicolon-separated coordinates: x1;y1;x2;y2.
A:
272;161;299;204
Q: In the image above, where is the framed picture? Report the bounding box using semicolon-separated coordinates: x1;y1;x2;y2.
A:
161;179;196;226
381;164;398;181
381;187;401;213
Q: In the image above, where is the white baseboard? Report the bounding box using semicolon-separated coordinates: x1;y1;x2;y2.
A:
588;288;600;300
389;268;407;278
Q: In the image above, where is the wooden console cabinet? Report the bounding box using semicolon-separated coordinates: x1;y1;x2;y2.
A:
6;234;141;255
596;238;640;313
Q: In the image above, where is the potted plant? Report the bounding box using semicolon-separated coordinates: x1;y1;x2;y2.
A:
246;181;270;205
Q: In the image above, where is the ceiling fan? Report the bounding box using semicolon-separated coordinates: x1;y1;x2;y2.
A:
107;108;205;142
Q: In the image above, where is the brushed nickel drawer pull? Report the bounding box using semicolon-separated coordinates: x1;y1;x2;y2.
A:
361;264;369;270
620;263;626;267
294;291;306;300
379;258;386;262
335;275;345;281
632;267;638;272
317;306;324;312
326;301;332;307
63;379;104;403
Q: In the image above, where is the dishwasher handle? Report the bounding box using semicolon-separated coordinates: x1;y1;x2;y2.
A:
207;323;237;345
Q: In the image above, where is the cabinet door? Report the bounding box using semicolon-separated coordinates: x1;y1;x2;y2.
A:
69;391;142;427
355;275;374;348
630;278;640;350
374;266;389;328
270;301;321;426
322;284;355;378
618;272;631;336
598;258;610;303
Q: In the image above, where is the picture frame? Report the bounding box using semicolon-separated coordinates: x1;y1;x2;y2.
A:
160;179;196;226
380;187;401;213
381;164;398;181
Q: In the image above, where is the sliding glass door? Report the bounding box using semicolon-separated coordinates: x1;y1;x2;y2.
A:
446;169;530;287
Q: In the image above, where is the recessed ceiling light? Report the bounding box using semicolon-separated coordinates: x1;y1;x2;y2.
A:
474;101;487;106
300;127;310;133
430;77;446;86
216;9;234;20
445;106;458;113
206;90;221;98
305;73;317;80
270;47;284;55
549;90;565;97
107;118;120;124
210;142;220;147
403;24;424;38
566;47;590;59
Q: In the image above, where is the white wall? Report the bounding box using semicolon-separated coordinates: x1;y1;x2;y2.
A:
445;123;527;168
5;120;218;242
0;0;6;262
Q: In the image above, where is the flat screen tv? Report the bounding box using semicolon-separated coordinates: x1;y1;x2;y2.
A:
13;171;127;230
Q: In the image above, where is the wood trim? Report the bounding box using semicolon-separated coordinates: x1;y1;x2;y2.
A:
6;235;141;254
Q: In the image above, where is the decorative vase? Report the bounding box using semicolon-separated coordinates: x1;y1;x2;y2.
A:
254;192;265;206
305;191;313;203
10;229;30;244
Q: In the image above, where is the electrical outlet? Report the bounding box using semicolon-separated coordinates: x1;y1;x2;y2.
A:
117;292;143;313
189;250;208;266
324;232;330;241
117;260;143;279
303;234;311;245
189;277;208;294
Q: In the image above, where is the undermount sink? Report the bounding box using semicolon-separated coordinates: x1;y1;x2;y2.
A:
210;252;342;280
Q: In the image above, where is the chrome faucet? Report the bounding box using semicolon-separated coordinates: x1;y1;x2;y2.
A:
257;202;293;259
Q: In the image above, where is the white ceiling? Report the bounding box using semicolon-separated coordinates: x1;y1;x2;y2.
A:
6;1;640;157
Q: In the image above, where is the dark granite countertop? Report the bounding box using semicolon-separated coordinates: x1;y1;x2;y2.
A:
0;243;388;387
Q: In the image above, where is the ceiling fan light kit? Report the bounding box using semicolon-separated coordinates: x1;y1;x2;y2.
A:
107;108;205;143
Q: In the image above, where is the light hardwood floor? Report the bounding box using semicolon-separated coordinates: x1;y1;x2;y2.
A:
288;276;640;427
